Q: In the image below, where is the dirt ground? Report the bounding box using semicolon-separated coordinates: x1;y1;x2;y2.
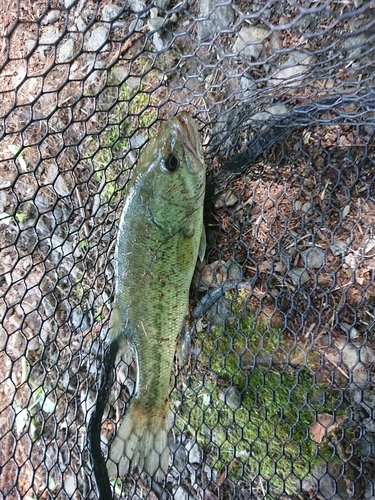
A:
1;0;375;499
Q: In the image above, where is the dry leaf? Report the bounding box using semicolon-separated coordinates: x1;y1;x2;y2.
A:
311;413;348;443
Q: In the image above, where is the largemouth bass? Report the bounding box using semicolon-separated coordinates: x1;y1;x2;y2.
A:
106;112;206;482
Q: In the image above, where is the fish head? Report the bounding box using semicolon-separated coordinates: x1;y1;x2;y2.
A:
139;112;206;234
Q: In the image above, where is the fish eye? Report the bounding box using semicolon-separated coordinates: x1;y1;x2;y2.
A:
165;154;179;172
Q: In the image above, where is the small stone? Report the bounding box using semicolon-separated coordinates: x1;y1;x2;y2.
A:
330;239;347;256
197;0;235;40
148;16;164;31
302;247;325;269
342;342;359;370
233;26;269;60
125;76;141;97
360;344;375;365
206;296;232;327
25;39;36;52
364;238;375;254
153;30;172;51
129;18;144;32
54;175;70;197
353;363;367;387
270;50;316;87
240;76;257;101
172;444;187;473
174;486;188;500
41;9;61;25
58;38;75;62
149;7;158;18
344;34;367;60
288;268;310;286
224;386;241;410
344;253;356;269
341;322;360;340
294;14;313;31
251;104;289;123
301;201;313;213
102;4;123;22
128;0;146;13
130;134;147;149
186;441;202;464
39;26;61;45
109;64;129;84
214;190;238;209
227;261;242;280
75;15;86;32
154;0;170;8
88;26;109;51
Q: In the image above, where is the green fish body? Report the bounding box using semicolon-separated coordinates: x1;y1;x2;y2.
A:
107;112;206;481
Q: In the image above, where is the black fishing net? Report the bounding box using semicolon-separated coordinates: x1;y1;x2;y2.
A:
1;1;375;499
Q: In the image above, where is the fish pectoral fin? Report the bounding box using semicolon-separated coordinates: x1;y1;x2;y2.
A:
176;321;190;368
198;224;206;262
181;219;195;238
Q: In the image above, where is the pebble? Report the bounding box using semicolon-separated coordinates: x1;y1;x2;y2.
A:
174;487;188;500
171;443;187;473
58;38;75;62
197;0;235;40
344;34;367;60
148;16;165;32
155;31;173;51
64;0;76;8
227;260;242;280
233;25;269;60
287;268;310;286
344;253;356;269
206;295;232;327
364;238;375;254
128;0;147;14
101;4;123;22
250;104;289;123
270;50;316;87
214;190;238;208
75;15;86;32
129;18;144;32
301;201;313;213
39;26;61;45
154;0;170;9
240;76;257;101
220;386;241;410
341;342;359;370
87;26;109;51
185;440;202;464
302;247;325;269
330;239;347;256
41;9;61;25
130;134;147;149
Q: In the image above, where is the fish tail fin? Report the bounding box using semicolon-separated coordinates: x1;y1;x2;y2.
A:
107;398;169;482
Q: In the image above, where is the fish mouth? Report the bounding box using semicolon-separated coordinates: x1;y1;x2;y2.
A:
175;113;204;173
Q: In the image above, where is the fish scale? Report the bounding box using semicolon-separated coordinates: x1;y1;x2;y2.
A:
106;112;206;482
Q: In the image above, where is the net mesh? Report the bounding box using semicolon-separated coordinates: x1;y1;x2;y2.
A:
1;1;375;499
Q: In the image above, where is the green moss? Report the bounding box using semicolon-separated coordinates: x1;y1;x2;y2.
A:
172;287;343;496
91;65;159;204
